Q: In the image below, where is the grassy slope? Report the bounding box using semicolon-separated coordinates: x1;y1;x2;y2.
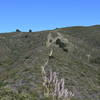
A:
0;25;100;100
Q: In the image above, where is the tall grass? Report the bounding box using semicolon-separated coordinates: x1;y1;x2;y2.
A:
41;49;74;100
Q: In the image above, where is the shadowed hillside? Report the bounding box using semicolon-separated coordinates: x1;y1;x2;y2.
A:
0;25;100;100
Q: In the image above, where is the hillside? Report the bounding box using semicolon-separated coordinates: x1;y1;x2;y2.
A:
0;25;100;100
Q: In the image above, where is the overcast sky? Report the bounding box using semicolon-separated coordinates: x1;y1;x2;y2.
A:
0;0;100;32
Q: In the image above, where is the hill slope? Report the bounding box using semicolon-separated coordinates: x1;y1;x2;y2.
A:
0;25;100;100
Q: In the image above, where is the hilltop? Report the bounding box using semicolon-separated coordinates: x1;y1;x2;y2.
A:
0;25;100;100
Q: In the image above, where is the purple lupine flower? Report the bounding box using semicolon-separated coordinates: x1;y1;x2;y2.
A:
54;78;58;94
60;78;65;91
53;72;57;83
48;70;53;84
64;89;69;98
69;91;74;97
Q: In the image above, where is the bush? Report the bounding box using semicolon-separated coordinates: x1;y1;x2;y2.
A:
29;29;32;32
56;39;66;48
16;29;21;32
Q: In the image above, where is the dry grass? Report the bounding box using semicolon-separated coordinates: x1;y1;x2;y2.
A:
41;50;74;100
